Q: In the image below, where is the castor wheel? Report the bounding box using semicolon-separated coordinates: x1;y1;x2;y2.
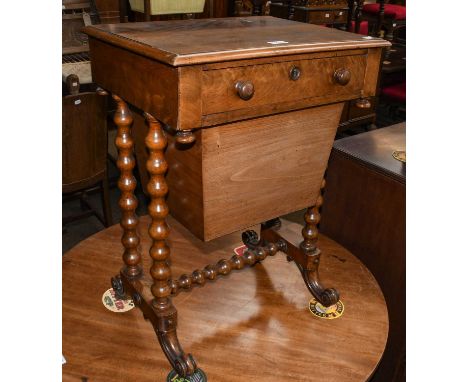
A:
242;230;260;249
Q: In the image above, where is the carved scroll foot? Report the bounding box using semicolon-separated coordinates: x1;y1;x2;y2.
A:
117;272;197;377
154;307;197;377
260;219;340;308
297;246;339;307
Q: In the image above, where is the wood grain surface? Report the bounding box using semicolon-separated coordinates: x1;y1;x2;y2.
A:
84;16;390;66
202;53;366;115
164;104;342;241
63;215;388;382
201;104;343;240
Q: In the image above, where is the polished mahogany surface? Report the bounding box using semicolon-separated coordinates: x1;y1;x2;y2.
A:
84;16;390;65
63;216;388;382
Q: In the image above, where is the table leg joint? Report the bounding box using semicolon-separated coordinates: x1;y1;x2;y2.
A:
116;271;197;377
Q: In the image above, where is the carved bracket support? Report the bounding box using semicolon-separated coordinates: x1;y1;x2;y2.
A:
112;272;197;378
260;219;340;307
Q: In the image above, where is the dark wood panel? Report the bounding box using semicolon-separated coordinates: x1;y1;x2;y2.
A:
320;125;405;382
62;92;108;191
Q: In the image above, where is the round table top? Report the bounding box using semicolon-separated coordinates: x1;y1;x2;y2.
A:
63;216;388;382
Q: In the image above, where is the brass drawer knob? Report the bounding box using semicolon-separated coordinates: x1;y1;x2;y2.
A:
289;66;301;81
235;80;255;100
333;68;351;86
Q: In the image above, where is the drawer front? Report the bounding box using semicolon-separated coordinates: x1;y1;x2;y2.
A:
202;54;367;116
306;10;335;24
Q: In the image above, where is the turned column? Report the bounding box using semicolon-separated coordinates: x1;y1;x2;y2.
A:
144;113;197;377
113;95;142;279
301;179;326;253
144;113;172;306
300;178;339;307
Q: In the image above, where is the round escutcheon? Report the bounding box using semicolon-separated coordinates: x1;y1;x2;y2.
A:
289;66;301;81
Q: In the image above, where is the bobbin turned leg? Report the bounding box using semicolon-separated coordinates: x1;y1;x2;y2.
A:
111;95;142;299
299;179;339;307
142;113;196;377
255;179;339;308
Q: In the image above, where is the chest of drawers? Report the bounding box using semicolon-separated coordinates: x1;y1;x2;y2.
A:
270;1;350;26
84;16;389;379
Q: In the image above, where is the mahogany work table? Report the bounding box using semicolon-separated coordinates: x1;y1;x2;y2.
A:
84;16;389;379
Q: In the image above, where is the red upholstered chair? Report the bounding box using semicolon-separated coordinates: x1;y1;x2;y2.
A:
381;82;405;103
363;3;406;20
380;81;406;119
361;1;406;43
349;20;369;35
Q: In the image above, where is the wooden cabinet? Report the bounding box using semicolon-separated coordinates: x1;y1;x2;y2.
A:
270;0;350;26
321;123;406;382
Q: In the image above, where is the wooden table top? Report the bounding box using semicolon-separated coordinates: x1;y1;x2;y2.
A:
62;215;388;382
333;122;406;183
84;16;390;66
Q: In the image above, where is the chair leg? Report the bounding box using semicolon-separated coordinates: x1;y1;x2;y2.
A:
101;171;113;227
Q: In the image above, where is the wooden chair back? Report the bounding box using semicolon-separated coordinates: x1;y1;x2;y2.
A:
62;88;108;193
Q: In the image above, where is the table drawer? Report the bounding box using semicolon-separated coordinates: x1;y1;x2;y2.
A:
291;9;334;24
202;54;367;116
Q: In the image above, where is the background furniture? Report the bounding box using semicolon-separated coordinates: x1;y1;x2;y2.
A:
320;123;406;382
380;81;405;120
122;0;229;20
63;216;388;382
360;0;406;43
232;0;268;16
269;0;351;28
62;79;113;228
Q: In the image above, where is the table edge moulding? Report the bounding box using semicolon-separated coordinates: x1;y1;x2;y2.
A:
83;16;389;379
